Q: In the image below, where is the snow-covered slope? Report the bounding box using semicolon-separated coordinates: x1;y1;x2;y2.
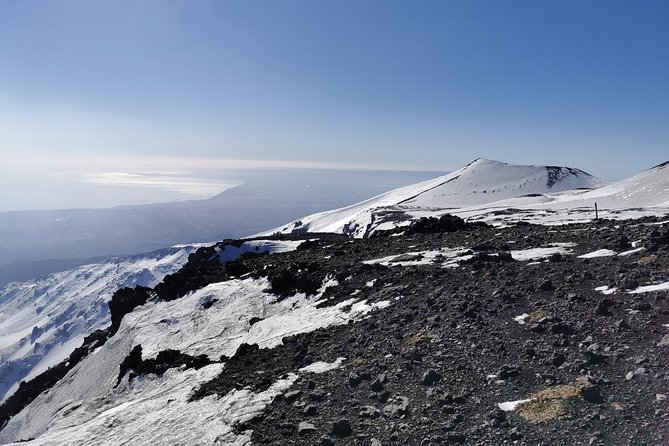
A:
560;160;669;208
0;246;199;403
260;159;604;237
0;275;394;445
0;240;303;405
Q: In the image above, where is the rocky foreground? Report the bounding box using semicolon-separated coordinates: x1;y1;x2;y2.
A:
223;217;669;445
2;216;669;445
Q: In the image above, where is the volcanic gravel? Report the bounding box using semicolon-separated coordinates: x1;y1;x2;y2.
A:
209;218;669;445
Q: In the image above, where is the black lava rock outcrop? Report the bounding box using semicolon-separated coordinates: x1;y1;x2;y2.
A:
116;345;212;387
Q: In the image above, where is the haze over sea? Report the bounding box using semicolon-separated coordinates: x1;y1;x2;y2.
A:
0;167;438;285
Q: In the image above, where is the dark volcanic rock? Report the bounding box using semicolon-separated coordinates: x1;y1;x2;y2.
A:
359;405;381;419
551;322;576;335
233;218;669;446
348;372;362;387
595;298;614;316
408;215;469;234
116;345;212;387
116;345;144;387
108;286;154;335
154;244;230;301
539;279;555;291
498;365;521;380
421;369;442;386
331;418;352;437
446;433;467;444
267;264;324;297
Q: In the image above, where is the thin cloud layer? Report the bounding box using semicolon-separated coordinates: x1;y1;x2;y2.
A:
0;152;439;211
77;171;243;196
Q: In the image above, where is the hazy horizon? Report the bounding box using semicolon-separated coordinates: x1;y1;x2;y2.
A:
0;161;447;212
2;154;665;212
0;168;442;284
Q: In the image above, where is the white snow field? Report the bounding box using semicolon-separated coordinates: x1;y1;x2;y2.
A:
260;159;669;237
0;277;396;445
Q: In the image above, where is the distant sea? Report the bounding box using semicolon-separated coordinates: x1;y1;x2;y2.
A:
0;168;441;285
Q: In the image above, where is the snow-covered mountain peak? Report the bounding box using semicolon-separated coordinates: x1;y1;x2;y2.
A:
414;157;601;197
397;158;603;211
260;159;604;237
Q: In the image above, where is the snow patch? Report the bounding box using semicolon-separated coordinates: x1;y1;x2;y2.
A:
318;277;339;294
510;243;575;261
595;286;618;295
628;282;669;294
498;399;533;411
299;357;346;374
578;249;617;259
363;247;470;268
618;247;645;256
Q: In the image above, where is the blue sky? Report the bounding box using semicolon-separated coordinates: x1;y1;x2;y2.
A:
1;0;668;183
